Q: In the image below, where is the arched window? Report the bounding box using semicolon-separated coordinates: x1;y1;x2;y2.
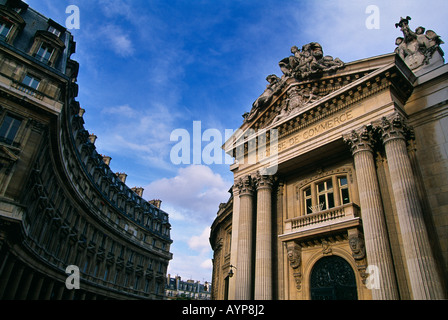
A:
300;174;351;215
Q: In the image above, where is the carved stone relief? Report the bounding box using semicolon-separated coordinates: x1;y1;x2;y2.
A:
286;240;302;290
348;228;368;284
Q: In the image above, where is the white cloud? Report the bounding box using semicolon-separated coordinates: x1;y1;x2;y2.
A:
143;165;232;222
99;24;135;57
188;227;212;253
101;104;137;117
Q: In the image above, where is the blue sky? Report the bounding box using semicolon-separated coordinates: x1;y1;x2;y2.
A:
23;0;447;283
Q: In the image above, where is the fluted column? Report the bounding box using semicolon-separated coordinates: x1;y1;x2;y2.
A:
344;126;399;299
254;172;274;300
235;175;254;300
378;114;444;299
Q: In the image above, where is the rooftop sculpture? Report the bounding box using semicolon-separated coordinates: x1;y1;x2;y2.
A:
394;16;444;71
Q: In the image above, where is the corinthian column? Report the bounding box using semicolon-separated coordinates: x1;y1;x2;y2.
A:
377;113;444;299
344;126;399;300
254;172;274;300
235;175;254;300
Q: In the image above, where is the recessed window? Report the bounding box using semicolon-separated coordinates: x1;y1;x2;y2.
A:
22;74;40;90
35;43;54;64
0;21;12;41
0;114;22;145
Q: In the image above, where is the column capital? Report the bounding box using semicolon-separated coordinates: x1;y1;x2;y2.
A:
236;175;254;196
343;125;375;155
375;113;414;145
254;171;275;191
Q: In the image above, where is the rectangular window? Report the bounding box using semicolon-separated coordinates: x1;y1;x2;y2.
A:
0;114;22;145
103;267;109;281
48;26;61;37
339;177;350;204
0;21;12;40
36;43;54;64
22;74;41;90
304;187;313;214
134;276;140;290
317;179;334;211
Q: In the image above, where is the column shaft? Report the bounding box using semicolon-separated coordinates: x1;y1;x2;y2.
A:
344;127;399;299
235;175;254;300
254;175;273;300
384;137;444;299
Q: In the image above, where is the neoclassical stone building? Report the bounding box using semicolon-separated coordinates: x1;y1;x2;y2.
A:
210;16;447;300
0;0;172;300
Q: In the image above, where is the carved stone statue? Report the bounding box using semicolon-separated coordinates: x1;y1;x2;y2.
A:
395;16;444;71
244;74;281;122
279;42;344;79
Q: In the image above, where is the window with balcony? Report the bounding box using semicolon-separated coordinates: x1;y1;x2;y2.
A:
22;74;40;90
0;114;22;145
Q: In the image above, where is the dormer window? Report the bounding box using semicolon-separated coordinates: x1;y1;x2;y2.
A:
48;25;61;37
0;5;26;44
29;30;65;67
0;20;12;41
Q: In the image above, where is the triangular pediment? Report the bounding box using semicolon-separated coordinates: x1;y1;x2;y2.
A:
225;51;415;156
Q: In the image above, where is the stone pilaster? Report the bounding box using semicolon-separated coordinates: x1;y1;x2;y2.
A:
377;113;445;299
344;126;399;300
234;175;254;300
254;172;274;300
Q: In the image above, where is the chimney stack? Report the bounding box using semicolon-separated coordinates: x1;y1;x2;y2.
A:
88;133;97;144
131;187;144;197
116;172;127;183
149;199;162;209
102;155;112;166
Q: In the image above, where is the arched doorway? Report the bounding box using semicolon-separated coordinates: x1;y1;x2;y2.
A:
310;255;357;300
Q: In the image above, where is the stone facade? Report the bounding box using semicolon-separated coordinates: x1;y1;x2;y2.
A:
0;0;172;300
210;17;447;300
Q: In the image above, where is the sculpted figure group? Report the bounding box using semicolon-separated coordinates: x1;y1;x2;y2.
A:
394;16;444;70
279;42;344;80
244;42;344;123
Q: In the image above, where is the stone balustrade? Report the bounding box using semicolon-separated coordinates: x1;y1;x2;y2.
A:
285;203;360;233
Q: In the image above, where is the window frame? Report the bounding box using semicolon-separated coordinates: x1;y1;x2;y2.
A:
0;113;23;145
299;174;351;215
